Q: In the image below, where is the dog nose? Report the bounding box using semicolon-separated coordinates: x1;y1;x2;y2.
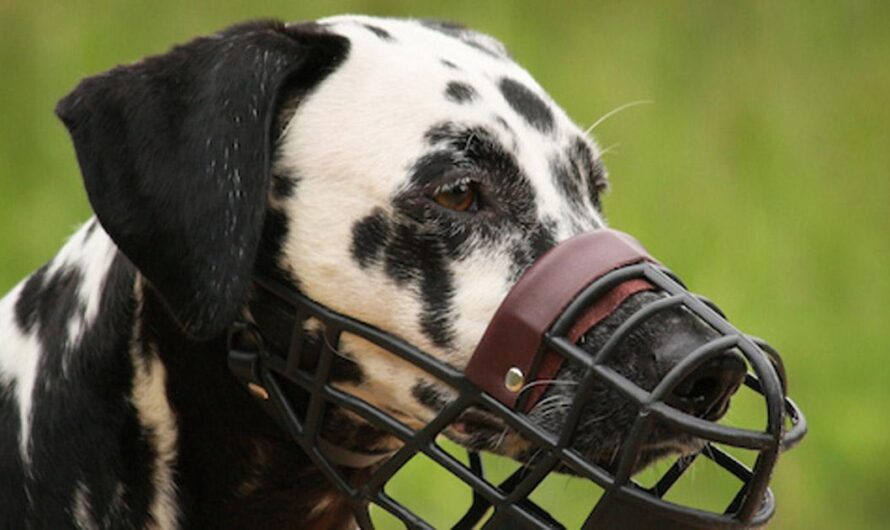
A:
667;352;746;420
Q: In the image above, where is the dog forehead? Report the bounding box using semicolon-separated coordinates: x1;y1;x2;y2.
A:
277;16;588;202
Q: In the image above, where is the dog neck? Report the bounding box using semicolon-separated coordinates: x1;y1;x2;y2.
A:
139;281;363;529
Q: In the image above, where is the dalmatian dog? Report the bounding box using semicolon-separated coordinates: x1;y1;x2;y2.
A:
0;15;744;529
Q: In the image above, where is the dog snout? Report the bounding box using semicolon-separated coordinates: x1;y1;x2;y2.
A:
666;352;746;420
650;315;747;420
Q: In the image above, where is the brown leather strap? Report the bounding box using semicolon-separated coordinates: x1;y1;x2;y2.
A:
523;278;653;409
464;229;657;410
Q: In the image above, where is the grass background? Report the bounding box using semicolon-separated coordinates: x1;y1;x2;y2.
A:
1;1;888;528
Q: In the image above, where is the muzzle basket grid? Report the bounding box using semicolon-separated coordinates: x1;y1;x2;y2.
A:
228;260;805;530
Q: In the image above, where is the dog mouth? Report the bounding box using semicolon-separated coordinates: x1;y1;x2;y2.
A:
442;406;705;480
441;399;709;477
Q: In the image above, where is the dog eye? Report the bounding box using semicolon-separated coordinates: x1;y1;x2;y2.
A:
433;181;480;213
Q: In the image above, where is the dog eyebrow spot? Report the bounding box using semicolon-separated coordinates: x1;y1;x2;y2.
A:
498;77;554;134
409;150;459;188
362;24;394;41
440;58;458;69
350;209;392;269
444;81;477;104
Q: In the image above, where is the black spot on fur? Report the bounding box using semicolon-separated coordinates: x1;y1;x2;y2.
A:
331;353;366;385
491;114;519;151
408;149;457;187
354;122;543;348
14;264;47;333
271;174;297;200
355;207;464;349
440;59;458;69
84;218;99;237
15;263;85;344
570;136;608;209
419;19;468;37
37;266;85;340
419;19;506;59
465;40;505;59
529;219;558;259
383;223;456;348
509;218;558;281
445;81;477;104
412;380;450;411
550;137;607;213
350;208;392;269
256;207;290;279
362;24;393;41
550;153;586;211
423;122;461;147
498;77;554;133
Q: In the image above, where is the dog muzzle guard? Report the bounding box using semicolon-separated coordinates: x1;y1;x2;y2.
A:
228;228;806;529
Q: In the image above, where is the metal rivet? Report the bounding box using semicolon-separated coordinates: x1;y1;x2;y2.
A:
247;382;270;400
504;367;525;393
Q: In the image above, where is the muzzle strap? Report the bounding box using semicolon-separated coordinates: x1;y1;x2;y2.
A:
464;229;658;411
525;277;653;407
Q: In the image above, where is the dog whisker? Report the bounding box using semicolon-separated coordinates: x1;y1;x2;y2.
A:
518;378;578;395
523;447;547;471
584;99;653;136
493;427;509;451
597;142;620;158
534;394;570;408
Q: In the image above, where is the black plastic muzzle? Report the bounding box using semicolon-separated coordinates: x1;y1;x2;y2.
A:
227;229;806;529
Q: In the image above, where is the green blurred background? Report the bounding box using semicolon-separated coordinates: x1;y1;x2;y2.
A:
1;1;887;528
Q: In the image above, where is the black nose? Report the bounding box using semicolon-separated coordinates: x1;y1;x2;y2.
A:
668;353;746;420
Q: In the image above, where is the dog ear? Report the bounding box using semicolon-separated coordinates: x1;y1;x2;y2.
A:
55;20;348;339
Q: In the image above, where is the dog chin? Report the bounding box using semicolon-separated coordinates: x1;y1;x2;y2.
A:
619;439;704;475
479;431;706;479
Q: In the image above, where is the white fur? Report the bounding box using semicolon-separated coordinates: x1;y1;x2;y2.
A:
273;16;608;424
65;222;118;351
0;281;41;466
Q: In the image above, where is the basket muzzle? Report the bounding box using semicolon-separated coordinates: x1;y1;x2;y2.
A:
227;228;806;529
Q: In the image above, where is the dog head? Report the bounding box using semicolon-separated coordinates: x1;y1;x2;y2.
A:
57;16;746;472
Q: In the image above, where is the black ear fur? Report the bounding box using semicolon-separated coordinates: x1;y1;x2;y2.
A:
56;20;348;339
